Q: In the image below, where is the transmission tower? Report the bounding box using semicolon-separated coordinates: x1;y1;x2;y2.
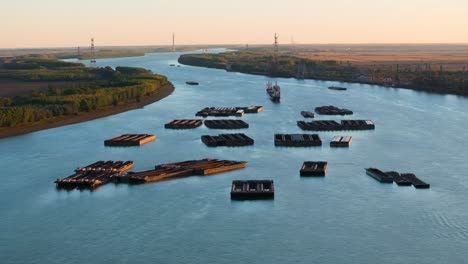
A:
90;38;96;63
77;46;80;59
269;33;279;75
274;33;279;63
172;33;175;52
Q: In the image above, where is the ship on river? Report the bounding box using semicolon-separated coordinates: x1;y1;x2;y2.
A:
266;81;280;103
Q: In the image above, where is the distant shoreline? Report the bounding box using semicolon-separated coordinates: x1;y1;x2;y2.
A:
178;54;468;97
0;83;175;139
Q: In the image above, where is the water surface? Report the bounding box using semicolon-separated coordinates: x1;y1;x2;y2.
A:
1;50;468;264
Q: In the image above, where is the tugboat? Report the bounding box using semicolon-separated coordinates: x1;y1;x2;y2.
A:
266;81;280;103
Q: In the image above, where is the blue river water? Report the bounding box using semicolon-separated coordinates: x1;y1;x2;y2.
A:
1;50;468;264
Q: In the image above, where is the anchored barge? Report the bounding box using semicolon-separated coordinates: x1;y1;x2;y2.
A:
298;120;342;131
204;119;249;129
231;180;275;200
104;134;156;147
55;161;134;190
196;106;263;117
401;173;430;189
300;161;328;176
366;168;394;183
315;106;353;115
201;133;254;147
330;136;352;147
301;111;315;118
266;81;281;103
165;119;204;129
385;171;412;186
297;120;375;131
366;168;430;188
274;134;322;147
341;120;375;130
117;159;246;184
328;86;347;91
186;81;199;85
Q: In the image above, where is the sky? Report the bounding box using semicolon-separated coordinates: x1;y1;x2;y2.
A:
2;0;468;48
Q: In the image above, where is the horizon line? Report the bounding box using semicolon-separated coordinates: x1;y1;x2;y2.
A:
2;42;468;50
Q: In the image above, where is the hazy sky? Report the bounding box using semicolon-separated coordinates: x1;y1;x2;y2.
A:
2;0;468;48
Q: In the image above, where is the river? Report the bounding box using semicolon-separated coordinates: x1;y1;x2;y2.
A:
1;49;468;264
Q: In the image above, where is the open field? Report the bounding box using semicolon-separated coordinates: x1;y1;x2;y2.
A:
247;44;468;71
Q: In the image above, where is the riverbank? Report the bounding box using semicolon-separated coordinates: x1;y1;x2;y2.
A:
0;83;174;139
178;51;468;97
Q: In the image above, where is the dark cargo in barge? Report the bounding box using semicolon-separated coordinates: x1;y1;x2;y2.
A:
274;134;322;147
366;168;393;183
231;180;275;200
300;161;328;176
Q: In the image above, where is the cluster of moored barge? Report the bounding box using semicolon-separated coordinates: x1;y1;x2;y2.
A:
366;168;430;188
55;81;432;199
56;159;247;190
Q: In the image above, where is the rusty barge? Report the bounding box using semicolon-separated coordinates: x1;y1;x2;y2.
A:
116;159;247;184
330;136;353;147
104;134;156;147
55;161;134;190
164;119;204;129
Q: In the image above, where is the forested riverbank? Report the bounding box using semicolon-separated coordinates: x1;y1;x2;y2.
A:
0;55;173;138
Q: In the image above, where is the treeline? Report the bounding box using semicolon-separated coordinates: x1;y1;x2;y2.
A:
0;56;169;127
178;52;468;96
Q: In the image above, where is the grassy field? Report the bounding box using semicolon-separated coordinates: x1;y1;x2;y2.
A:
246;44;468;70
